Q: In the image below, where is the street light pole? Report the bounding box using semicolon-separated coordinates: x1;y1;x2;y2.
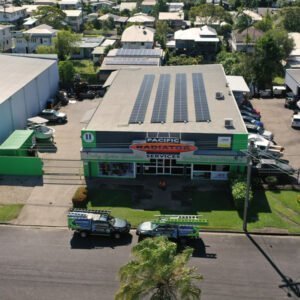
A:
243;142;254;232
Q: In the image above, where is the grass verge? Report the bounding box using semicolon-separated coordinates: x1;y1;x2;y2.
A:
0;204;23;222
86;188;300;233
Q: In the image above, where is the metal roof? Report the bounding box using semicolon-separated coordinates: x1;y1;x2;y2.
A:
0;130;33;149
0;54;56;105
87;64;247;134
286;69;300;84
226;76;250;93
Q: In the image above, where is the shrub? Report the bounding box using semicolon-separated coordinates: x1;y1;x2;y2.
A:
72;186;88;208
230;179;253;210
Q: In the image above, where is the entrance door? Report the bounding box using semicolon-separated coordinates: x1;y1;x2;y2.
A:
156;159;172;175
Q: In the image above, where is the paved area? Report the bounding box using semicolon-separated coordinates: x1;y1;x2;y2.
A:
252;98;300;169
0;227;299;300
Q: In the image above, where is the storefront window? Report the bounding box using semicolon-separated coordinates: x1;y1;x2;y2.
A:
98;162;134;177
193;164;211;171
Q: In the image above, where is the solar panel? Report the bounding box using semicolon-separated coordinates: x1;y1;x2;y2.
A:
115;48;161;57
129;74;155;124
105;57;159;66
192;73;211;122
174;73;188;123
151;74;171;123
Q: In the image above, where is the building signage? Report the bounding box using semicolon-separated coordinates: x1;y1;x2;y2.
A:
130;143;197;153
217;136;231;148
146;153;180;159
210;171;228;180
145;138;180;143
83;132;95;143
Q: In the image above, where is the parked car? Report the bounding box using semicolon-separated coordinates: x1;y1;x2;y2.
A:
39;109;67;124
245;123;274;140
241;110;261;120
240;104;261;116
291;113;300;129
259;89;272;98
285;92;299;110
253;158;295;175
242;115;264;127
272;86;286;98
68;209;131;238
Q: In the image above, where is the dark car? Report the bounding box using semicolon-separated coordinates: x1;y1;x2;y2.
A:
39;109;67;124
240;104;261;116
242;115;264;128
259;89;272;98
241;110;261;120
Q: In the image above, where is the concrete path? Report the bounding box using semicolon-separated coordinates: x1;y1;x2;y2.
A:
12;184;77;227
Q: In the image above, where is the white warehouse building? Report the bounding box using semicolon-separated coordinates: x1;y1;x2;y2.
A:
0;54;59;143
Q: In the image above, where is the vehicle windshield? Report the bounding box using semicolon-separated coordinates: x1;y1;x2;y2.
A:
108;217;115;225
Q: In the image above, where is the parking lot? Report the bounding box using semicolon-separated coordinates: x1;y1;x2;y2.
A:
251;98;300;169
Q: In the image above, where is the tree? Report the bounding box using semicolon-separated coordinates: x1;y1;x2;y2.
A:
155;21;169;50
33;6;67;29
153;0;168;17
36;45;56;54
254;12;273;32
59;60;75;88
116;237;202;300
279;7;300;32
167;55;202;66
54;30;80;60
254;29;293;88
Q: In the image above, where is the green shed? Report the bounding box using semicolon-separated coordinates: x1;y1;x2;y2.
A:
0;130;43;176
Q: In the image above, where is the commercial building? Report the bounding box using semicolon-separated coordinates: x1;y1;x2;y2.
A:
81;64;248;180
0;54;59;143
285;69;300;97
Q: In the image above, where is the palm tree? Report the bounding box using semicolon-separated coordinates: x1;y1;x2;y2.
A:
115;237;202;300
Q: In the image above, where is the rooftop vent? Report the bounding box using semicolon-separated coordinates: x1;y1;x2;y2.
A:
224;118;233;128
216;92;224;100
143;30;147;35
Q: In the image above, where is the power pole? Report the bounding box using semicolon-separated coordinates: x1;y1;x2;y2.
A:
243;141;254;232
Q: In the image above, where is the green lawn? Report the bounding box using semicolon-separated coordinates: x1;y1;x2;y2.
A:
70;60;97;74
0;204;23;222
87;188;300;233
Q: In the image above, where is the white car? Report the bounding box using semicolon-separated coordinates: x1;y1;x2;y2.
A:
248;134;274;144
291;113;300;128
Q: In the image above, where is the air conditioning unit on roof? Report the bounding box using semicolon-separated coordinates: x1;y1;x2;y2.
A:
224;118;233;128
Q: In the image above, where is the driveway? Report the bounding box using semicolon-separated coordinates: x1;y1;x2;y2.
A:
0;99;101;226
251;98;300;169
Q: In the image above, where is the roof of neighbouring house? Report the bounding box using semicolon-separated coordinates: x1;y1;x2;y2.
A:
242;9;262;21
63;9;82;17
289;32;300;57
175;26;219;42
121;25;155;43
127;13;155;23
233;27;264;43
78;36;105;48
98;13;128;22
119;2;137;11
24;24;57;35
226;75;250;93
158;11;184;21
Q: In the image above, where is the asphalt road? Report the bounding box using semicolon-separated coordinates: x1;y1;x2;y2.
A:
0;227;299;300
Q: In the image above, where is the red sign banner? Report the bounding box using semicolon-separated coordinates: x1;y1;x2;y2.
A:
130;143;197;153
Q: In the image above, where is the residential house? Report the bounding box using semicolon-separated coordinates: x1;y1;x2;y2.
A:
141;0;156;14
99;48;162;83
21;5;39;16
230;27;263;53
13;24;57;53
127;13;155;27
72;36;105;59
194;16;228;31
287;32;300;68
119;2;137;12
121;25;155;49
92;38;116;63
174;25;219;59
34;0;57;5
98;13;128;27
89;0;115;12
23;17;39;29
0;25;13;52
0;6;27;23
167;2;184;12
63;10;83;32
158;11;185;29
59;0;81;10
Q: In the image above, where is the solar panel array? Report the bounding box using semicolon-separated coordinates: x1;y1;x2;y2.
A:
116;48;161;57
174;73;188;122
105;57;159;66
129;74;155;124
192;73;211;122
151;74;171;123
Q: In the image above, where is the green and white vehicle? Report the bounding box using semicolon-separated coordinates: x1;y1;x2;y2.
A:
136;215;208;242
68;209;131;238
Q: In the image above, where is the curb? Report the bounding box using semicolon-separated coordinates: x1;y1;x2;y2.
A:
1;222;300;237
